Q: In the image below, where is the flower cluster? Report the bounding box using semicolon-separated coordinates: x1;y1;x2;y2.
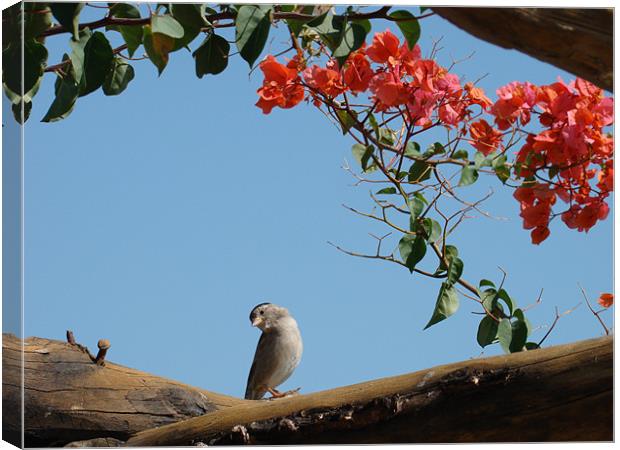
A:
255;29;613;245
256;30;493;132
492;79;614;244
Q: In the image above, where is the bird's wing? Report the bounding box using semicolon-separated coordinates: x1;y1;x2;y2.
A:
245;332;273;400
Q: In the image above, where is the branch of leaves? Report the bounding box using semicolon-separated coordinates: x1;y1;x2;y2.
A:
395;195;465;330
458;150;512;187
476;279;537;353
40;29;135;122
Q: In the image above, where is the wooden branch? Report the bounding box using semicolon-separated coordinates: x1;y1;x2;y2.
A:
3;333;612;446
126;335;612;445
432;8;613;92
1;333;242;447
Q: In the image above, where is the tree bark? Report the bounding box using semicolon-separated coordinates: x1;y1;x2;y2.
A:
2;333;612;446
2;333;242;447
432;8;613;92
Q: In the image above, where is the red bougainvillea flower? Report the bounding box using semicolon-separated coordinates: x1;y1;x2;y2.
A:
256;56;304;114
491;81;536;129
366;29;401;66
303;64;345;98
342;49;374;94
465;82;493;110
597;163;614;192
469;119;503;155
530;226;551;245
411;59;443;93
399;43;422;75
369;71;409;109
406;89;437;127
598;293;614;308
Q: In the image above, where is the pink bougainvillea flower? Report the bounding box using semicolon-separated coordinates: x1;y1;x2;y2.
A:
256;56;304;114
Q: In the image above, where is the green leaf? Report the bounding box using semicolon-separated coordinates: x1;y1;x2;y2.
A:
42;71;79;122
509;319;528;353
496;289;514;315
235;5;271;67
50;2;84;40
102;57;134;95
497;318;513;353
193;33;230;77
142;25;175;75
151;14;185;38
368;113;380;136
481;289;497;313
79;31;114;96
332;21;367;65
68;29;91;82
474;151;492;168
424;142;445;157
437;245;459;273
446;257;464;286
458;166;479;186
336;109;357;135
389;10;420;50
171;3;209;29
3;39;48;99
424;283;459;329
352;144;375;172
420;218;441;243
513;308;531;336
376;187;397;195
477;315;498;348
399;234;426;273
405;141;421;158
408;160;431;183
108;3;143;57
407;196;425;220
305;11;342;51
479;279;495;289
452;149;468;160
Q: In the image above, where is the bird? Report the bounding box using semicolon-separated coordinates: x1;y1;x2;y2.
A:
244;303;303;400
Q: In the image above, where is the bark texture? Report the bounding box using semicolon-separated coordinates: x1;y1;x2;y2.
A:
127;335;613;445
2;333;242;447
2;333;612;446
433;8;613;92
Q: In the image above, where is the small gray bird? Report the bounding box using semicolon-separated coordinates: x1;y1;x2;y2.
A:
244;303;303;400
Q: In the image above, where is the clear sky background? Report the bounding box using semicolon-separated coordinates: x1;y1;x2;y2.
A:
5;3;613;399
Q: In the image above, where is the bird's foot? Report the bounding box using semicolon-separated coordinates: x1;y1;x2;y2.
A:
267;387;301;399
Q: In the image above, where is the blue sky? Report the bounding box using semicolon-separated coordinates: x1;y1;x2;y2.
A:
5;4;613;398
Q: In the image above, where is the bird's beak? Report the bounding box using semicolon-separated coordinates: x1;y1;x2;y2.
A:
251;316;263;327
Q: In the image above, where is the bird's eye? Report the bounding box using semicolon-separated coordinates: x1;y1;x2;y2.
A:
260;310;264;315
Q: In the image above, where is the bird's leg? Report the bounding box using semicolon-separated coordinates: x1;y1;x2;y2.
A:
267;387;301;399
267;387;286;399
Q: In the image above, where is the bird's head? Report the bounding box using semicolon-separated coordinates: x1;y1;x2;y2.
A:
249;303;290;331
